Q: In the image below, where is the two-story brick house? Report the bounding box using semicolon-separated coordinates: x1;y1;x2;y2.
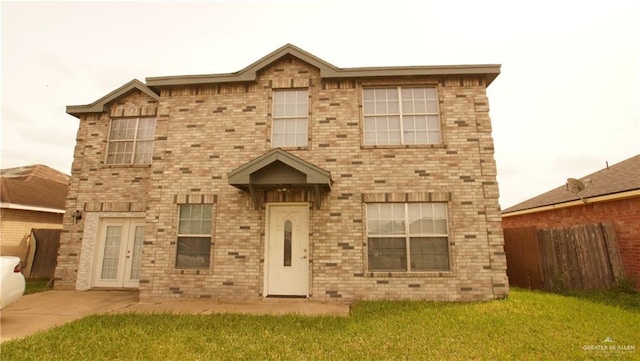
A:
55;44;508;302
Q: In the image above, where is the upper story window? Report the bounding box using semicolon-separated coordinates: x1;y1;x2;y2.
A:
272;89;308;147
367;203;449;272
106;117;156;165
363;87;441;145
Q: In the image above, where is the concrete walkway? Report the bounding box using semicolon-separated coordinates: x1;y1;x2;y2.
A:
1;290;350;342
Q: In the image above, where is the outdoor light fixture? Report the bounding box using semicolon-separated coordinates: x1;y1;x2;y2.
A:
72;210;82;224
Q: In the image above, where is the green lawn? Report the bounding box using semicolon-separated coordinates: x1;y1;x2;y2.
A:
3;289;639;360
24;278;53;295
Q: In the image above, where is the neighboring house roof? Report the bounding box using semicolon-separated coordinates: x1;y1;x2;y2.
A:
0;165;69;213
146;43;501;88
66;79;160;117
503;154;640;215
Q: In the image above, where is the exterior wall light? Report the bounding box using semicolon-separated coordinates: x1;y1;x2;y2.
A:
72;210;83;224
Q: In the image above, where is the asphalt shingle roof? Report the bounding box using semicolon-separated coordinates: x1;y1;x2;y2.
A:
0;165;69;211
502;154;640;214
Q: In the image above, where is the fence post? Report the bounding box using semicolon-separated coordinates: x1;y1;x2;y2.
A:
600;223;625;283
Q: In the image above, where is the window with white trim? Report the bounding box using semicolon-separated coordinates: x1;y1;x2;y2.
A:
106;117;156;165
272;89;308;147
176;204;212;269
367;203;449;271
363;87;441;145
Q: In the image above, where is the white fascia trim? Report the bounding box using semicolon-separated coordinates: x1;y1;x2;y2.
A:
0;202;66;214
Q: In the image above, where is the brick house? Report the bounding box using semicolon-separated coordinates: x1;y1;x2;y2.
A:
55;44;508;302
1;165;69;260
502;154;640;289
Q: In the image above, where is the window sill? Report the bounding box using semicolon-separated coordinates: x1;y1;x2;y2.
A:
101;164;153;169
360;143;447;150
367;271;454;278
272;146;309;151
173;269;211;275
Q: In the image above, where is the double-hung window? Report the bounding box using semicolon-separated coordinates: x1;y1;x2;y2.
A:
106;117;156;165
367;203;449;272
363;87;441;145
175;204;213;269
272;89;308;147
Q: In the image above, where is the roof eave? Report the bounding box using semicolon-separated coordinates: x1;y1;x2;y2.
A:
66;79;160;118
147;64;501;88
0;202;66;214
322;64;500;84
145;43;500;88
146;72;257;87
502;189;640;217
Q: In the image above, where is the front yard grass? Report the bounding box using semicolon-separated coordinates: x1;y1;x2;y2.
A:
3;288;639;360
24;278;53;295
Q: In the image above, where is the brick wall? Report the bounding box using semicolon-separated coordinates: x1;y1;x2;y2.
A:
0;208;63;259
54;90;156;289
502;197;640;288
57;56;508;301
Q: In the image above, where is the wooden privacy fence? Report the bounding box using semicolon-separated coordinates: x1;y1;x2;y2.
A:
504;223;625;291
28;229;61;279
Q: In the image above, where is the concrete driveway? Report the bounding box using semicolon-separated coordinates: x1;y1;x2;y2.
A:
1;290;138;342
1;290;350;342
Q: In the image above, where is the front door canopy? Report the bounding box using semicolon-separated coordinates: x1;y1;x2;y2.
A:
228;149;332;208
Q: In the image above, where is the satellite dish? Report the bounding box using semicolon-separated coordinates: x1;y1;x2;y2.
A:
566;178;586;193
566;178;590;204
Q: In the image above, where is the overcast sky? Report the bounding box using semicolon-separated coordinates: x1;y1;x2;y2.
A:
1;0;638;209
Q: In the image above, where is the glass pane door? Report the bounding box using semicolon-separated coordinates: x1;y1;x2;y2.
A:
101;226;123;279
129;226;145;280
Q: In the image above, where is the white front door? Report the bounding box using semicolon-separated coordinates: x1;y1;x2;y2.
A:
93;218;145;288
265;204;309;296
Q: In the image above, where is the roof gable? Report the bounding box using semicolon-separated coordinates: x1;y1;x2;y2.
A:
503;154;640;214
228;149;332;210
228;148;332;189
240;43;339;78
66;79;159;117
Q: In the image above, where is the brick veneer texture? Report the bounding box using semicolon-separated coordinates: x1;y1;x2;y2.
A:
503;197;640;289
0;209;63;258
55;56;509;302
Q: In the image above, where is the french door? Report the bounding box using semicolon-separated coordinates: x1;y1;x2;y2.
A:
93;218;145;288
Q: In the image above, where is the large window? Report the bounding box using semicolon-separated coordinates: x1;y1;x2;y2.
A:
176;204;212;269
272;89;308;147
106;117;156;165
367;203;449;272
363;87;441;145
